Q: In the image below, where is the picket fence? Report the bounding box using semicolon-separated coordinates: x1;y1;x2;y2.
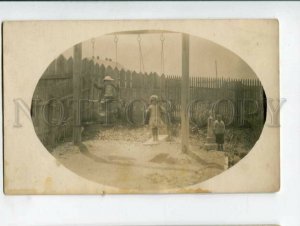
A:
31;55;265;148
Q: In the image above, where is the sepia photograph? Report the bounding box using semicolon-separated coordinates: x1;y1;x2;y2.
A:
3;1;300;226
3;20;279;194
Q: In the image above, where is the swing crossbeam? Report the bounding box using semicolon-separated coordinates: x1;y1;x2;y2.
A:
107;30;178;35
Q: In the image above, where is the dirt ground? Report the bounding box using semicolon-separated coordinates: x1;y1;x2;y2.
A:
51;124;254;192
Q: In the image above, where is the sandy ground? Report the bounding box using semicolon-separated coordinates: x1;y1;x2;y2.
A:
52;125;227;192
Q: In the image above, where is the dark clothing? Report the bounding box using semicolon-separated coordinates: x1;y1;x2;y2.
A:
213;120;225;134
103;84;117;98
215;134;224;144
94;82;118;100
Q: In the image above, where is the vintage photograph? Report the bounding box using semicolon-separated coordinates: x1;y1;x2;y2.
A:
31;30;265;192
3;20;279;194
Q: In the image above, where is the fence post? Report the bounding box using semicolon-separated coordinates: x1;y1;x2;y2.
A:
47;60;56;77
99;64;105;81
119;69;125;99
160;74;166;99
125;70;132;100
66;57;73;75
56;55;66;76
73;43;82;145
89;59;96;121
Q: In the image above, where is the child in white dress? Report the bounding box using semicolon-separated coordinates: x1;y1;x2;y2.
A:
145;95;165;142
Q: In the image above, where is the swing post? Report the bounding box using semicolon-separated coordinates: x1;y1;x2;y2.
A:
73;43;82;145
181;33;190;153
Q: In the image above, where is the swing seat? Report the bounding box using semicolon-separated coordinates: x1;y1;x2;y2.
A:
143;135;168;145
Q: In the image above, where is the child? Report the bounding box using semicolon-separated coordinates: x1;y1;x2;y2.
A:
213;114;225;151
145;95;165;142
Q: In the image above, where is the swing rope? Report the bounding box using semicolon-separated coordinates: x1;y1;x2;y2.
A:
91;38;95;59
160;33;165;75
113;35;121;99
137;34;145;73
114;35;119;67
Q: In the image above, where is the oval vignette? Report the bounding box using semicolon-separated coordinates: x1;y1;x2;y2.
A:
31;30;267;193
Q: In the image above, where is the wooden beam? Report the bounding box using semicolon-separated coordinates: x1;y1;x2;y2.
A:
181;33;190;153
73;43;82;145
108;30;179;35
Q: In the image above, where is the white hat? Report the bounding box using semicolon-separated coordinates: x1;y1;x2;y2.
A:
150;95;158;101
103;76;114;81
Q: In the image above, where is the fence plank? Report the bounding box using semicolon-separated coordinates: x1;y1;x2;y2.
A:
56;55;66;75
66;57;73;74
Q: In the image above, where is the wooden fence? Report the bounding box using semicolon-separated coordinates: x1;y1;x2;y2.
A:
31;55;265;148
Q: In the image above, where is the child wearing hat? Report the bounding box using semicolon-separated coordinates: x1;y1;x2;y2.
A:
102;75;117;100
93;75;119;123
93;75;118;101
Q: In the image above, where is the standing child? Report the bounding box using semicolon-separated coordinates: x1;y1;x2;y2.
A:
145;95;165;142
213;114;226;151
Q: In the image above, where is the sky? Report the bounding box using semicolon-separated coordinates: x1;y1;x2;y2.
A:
63;32;257;79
